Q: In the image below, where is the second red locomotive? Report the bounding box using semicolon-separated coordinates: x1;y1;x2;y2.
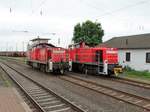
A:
68;42;122;76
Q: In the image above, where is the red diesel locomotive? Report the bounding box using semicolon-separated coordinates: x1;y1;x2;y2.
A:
68;42;122;76
26;38;69;74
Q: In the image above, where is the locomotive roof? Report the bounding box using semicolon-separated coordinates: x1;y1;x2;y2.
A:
30;38;50;41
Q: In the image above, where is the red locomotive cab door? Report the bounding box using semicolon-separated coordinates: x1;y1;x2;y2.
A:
96;50;105;74
95;50;103;63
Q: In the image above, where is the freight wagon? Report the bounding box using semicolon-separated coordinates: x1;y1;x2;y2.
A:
0;51;26;57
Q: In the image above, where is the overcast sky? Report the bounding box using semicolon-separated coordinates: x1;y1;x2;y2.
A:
0;0;150;51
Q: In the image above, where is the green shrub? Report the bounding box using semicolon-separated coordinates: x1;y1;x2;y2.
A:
124;66;134;71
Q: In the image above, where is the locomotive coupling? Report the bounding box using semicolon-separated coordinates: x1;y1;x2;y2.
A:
114;67;123;76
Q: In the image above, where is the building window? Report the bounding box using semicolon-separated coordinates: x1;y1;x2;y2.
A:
126;52;130;62
146;53;150;63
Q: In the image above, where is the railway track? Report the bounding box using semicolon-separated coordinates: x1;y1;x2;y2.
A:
3;57;150;90
69;72;150;90
0;62;86;112
112;77;150;89
60;75;150;111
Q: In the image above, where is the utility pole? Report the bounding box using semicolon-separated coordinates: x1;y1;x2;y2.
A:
22;41;24;52
22;41;25;62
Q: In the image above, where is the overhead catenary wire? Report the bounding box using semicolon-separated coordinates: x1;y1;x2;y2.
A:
80;0;150;18
80;0;149;32
100;0;150;18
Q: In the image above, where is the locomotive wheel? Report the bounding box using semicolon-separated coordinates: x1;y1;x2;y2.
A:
40;64;46;73
82;67;86;74
107;70;112;76
43;65;46;73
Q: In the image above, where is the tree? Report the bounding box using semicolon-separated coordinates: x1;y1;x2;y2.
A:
72;20;104;46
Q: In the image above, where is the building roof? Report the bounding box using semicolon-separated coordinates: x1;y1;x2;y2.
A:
98;33;150;49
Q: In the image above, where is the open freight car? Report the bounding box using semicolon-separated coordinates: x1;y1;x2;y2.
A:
26;38;69;74
68;42;122;76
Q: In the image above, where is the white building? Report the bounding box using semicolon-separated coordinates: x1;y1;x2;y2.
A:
100;33;150;71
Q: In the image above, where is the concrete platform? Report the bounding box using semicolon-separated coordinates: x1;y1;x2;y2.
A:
0;87;32;112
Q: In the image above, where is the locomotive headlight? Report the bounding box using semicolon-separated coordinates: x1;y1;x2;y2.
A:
104;60;108;63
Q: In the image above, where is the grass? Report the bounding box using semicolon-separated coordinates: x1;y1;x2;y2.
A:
0;56;26;63
122;68;150;83
11;57;26;63
0;68;12;87
0;56;23;87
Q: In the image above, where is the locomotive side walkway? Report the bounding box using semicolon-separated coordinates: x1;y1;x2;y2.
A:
0;87;31;112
